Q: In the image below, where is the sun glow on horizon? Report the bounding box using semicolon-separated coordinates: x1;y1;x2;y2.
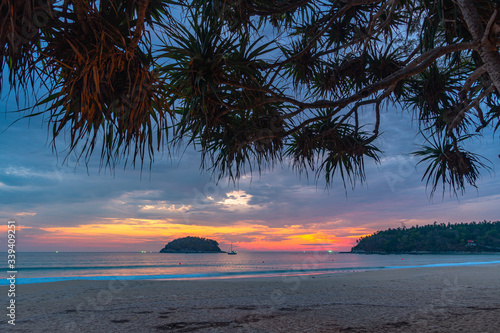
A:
3;218;375;252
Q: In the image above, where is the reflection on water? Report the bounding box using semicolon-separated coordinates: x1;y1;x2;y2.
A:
1;252;498;284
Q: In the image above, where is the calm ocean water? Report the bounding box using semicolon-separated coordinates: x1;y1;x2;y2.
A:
2;252;500;285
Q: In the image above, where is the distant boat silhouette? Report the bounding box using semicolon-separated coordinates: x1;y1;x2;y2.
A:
228;243;237;255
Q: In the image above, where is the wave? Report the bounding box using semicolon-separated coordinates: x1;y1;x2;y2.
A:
2;260;499;285
386;260;500;269
0;266;382;285
1;264;208;271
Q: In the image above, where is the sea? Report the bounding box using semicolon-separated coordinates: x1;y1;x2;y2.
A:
2;252;500;285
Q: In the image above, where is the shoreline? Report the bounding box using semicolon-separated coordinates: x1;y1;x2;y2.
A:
347;251;500;254
2;263;500;332
3;257;500;286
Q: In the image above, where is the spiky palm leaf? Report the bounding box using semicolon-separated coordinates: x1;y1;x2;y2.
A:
412;132;491;197
0;0;51;93
35;0;172;165
286;113;381;189
1;0;498;196
158;4;282;180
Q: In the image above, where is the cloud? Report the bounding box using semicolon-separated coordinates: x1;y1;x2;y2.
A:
0;181;14;190
15;212;37;216
139;203;192;213
215;190;265;211
3;166;64;180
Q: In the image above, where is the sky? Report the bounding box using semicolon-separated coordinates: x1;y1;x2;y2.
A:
1;86;499;253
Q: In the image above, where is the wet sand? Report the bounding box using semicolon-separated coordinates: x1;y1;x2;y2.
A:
2;263;500;332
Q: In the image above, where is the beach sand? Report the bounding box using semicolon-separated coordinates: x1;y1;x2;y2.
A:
2;264;500;332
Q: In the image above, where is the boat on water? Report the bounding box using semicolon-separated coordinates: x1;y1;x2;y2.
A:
228;243;237;255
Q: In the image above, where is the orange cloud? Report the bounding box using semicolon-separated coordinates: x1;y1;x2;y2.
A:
3;218;377;251
16;212;37;216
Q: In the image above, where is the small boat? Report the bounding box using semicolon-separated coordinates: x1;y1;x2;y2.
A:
228;243;237;255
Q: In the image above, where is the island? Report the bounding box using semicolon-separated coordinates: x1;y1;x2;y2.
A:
159;236;225;253
351;221;500;254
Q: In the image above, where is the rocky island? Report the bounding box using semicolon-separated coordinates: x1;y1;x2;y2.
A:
159;236;225;253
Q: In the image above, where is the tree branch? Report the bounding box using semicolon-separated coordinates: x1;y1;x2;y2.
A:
457;0;500;94
459;64;487;102
448;84;495;135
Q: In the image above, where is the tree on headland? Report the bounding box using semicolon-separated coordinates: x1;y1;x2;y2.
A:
1;0;499;195
352;220;500;252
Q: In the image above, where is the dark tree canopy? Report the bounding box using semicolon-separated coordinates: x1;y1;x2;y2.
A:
159;236;223;252
2;0;500;195
352;220;500;253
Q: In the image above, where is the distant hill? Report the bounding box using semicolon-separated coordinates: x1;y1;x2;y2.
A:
159;236;224;253
351;221;500;253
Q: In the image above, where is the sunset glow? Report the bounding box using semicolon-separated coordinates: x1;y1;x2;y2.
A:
3;218;375;252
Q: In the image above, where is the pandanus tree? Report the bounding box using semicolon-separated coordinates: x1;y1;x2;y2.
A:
1;0;499;196
1;0;172;163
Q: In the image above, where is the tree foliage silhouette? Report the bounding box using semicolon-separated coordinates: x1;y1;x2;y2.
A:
160;236;222;252
352;220;500;252
1;0;499;195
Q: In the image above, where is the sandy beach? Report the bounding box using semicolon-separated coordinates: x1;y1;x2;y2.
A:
2;264;500;332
